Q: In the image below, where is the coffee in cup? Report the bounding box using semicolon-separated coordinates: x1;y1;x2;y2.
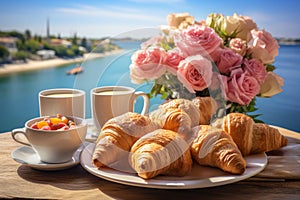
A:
39;88;85;118
91;86;150;131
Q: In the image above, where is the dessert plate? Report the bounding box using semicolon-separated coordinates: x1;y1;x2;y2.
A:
11;144;85;171
81;143;267;189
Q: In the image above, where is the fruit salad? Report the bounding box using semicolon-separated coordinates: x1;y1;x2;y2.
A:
31;114;77;131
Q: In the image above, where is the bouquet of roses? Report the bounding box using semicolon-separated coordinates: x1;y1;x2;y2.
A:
129;13;284;120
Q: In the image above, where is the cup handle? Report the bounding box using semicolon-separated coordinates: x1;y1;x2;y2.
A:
133;91;150;115
11;128;31;146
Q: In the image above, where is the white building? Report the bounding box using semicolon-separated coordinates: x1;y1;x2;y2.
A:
36;50;55;60
0;37;18;53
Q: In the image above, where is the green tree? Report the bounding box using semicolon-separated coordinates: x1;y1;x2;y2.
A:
53;45;68;57
7;31;25;43
12;51;28;62
22;39;40;53
66;49;75;57
42;42;52;50
37;36;42;43
33;34;42;43
0;45;9;61
81;37;87;48
71;45;83;56
25;29;31;40
72;33;77;45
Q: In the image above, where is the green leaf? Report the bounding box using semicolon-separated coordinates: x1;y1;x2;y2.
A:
248;114;262;119
254;118;264;123
161;92;168;99
266;64;276;72
226;98;263;122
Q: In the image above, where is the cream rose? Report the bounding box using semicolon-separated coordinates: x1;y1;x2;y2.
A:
222;13;257;40
260;72;284;97
167;13;194;29
229;38;247;56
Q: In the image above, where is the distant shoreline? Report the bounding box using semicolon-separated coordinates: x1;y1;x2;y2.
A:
0;49;124;77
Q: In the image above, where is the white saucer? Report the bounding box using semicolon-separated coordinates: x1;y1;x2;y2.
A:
11;144;86;171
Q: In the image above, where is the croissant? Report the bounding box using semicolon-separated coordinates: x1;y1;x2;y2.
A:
191;125;246;175
222;113;288;156
92;112;159;171
149;107;192;136
192;96;218;125
130;129;193;179
159;98;200;127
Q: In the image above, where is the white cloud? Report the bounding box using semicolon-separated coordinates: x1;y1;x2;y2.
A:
55;4;164;23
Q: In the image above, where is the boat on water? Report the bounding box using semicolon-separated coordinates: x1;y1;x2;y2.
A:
66;66;84;75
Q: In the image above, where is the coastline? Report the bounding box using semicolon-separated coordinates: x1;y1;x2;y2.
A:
0;49;124;77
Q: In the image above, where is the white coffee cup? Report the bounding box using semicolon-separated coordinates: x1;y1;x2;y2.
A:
39;88;85;118
91;86;150;130
11;116;87;163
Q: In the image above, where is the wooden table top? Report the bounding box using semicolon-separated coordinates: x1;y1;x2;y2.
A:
1;126;300;200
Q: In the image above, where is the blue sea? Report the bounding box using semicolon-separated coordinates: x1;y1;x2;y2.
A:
0;41;299;133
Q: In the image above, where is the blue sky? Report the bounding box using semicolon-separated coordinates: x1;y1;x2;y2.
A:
0;0;299;39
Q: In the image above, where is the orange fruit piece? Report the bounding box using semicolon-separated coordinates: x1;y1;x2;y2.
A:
50;117;62;125
61;116;69;124
37;121;49;129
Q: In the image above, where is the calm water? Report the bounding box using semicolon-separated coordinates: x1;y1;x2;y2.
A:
0;42;300;133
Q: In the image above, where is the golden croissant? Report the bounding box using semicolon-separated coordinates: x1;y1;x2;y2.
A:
149;107;192;136
130;129;193;179
192;96;218;125
159;98;200;128
92;112;159;171
191;125;246;175
222;113;288;156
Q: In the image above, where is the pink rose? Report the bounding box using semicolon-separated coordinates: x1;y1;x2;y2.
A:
177;55;213;93
248;29;279;64
260;72;284;97
211;47;243;74
164;49;185;75
226;68;260;105
229;38;247;56
130;48;166;84
242;58;267;83
175;25;222;57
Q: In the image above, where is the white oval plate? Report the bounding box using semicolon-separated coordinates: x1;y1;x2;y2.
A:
11;145;84;171
80;143;267;189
